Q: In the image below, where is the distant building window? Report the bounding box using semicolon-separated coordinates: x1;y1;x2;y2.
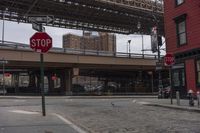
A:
174;14;187;46
176;0;184;6
196;60;200;85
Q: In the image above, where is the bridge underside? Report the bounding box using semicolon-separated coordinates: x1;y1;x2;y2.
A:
0;62;159;95
0;0;164;34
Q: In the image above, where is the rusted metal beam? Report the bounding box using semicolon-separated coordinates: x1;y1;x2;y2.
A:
0;0;164;35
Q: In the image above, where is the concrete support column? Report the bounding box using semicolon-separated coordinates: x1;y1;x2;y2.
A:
14;73;19;94
28;73;36;93
29;74;36;87
63;69;72;95
47;73;54;94
36;74;40;93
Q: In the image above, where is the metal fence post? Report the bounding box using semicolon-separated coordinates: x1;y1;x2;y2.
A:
197;91;200;108
176;91;180;106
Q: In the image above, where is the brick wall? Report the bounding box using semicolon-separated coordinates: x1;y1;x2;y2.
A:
63;32;116;52
164;0;200;53
164;0;200;93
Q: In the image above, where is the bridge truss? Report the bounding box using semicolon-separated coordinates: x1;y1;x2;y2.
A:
0;0;164;35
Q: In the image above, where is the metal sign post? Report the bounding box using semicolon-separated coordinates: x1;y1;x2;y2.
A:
164;53;175;104
169;66;173;104
32;22;43;32
40;53;46;116
30;25;52;116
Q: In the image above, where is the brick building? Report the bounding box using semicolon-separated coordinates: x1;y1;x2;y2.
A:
63;31;116;52
164;0;200;97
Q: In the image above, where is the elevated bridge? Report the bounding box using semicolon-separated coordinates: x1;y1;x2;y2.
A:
0;41;158;69
0;41;163;95
0;0;164;34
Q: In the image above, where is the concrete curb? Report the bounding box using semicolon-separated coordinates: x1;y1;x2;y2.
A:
145;103;200;113
0;95;157;99
68;96;157;99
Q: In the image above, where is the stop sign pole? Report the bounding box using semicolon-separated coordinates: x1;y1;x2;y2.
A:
30;30;52;116
40;49;46;116
164;53;175;105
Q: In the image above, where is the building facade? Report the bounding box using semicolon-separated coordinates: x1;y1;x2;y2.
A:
164;0;200;96
63;31;116;52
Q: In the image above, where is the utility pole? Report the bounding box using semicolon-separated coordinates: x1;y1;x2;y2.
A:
153;0;163;98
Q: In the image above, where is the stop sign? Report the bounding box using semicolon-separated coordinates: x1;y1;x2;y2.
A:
30;32;52;53
164;53;175;66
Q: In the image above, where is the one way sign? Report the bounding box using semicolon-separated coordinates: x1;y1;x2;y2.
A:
27;15;54;24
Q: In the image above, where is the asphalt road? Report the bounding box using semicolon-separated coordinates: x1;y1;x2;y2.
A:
0;98;200;133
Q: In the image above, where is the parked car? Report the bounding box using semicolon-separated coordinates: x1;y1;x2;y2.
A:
72;84;85;93
163;86;171;98
158;86;171;98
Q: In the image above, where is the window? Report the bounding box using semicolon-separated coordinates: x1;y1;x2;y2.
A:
177;21;186;45
173;71;180;87
175;0;184;6
196;60;200;85
174;14;187;46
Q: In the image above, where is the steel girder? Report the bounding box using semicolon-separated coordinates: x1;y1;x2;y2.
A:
0;0;164;35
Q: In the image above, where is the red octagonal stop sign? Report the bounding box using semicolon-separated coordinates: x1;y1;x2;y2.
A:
164;53;175;66
30;32;52;53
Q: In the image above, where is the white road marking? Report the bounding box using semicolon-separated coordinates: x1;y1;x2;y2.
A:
132;100;137;103
14;100;26;102
9;110;40;115
137;102;150;105
52;113;88;133
65;99;73;102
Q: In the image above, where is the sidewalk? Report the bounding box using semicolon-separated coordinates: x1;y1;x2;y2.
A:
137;98;200;113
0;107;84;133
0;95;157;99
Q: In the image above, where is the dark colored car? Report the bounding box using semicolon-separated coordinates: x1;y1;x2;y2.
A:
158;86;171;98
72;84;85;93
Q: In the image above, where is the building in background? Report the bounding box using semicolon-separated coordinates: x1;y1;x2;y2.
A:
164;0;200;97
63;31;116;52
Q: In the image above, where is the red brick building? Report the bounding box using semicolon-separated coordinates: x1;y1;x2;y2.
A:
63;31;116;52
164;0;200;96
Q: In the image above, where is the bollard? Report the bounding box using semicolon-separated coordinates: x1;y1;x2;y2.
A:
197;91;200;108
188;90;194;107
176;91;180;106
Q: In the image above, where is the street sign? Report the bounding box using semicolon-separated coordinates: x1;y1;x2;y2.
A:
30;32;52;53
32;22;43;32
51;75;57;80
156;61;163;67
4;73;11;77
156;61;163;70
172;64;184;69
156;66;162;70
28;15;54;24
164;53;175;66
0;60;8;64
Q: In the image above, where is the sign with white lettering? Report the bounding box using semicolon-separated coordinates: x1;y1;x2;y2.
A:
30;32;52;53
28;15;54;24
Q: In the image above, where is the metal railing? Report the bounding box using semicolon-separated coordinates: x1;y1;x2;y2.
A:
0;40;159;59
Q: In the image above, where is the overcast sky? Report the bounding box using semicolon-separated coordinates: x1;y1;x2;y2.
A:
0;20;165;55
